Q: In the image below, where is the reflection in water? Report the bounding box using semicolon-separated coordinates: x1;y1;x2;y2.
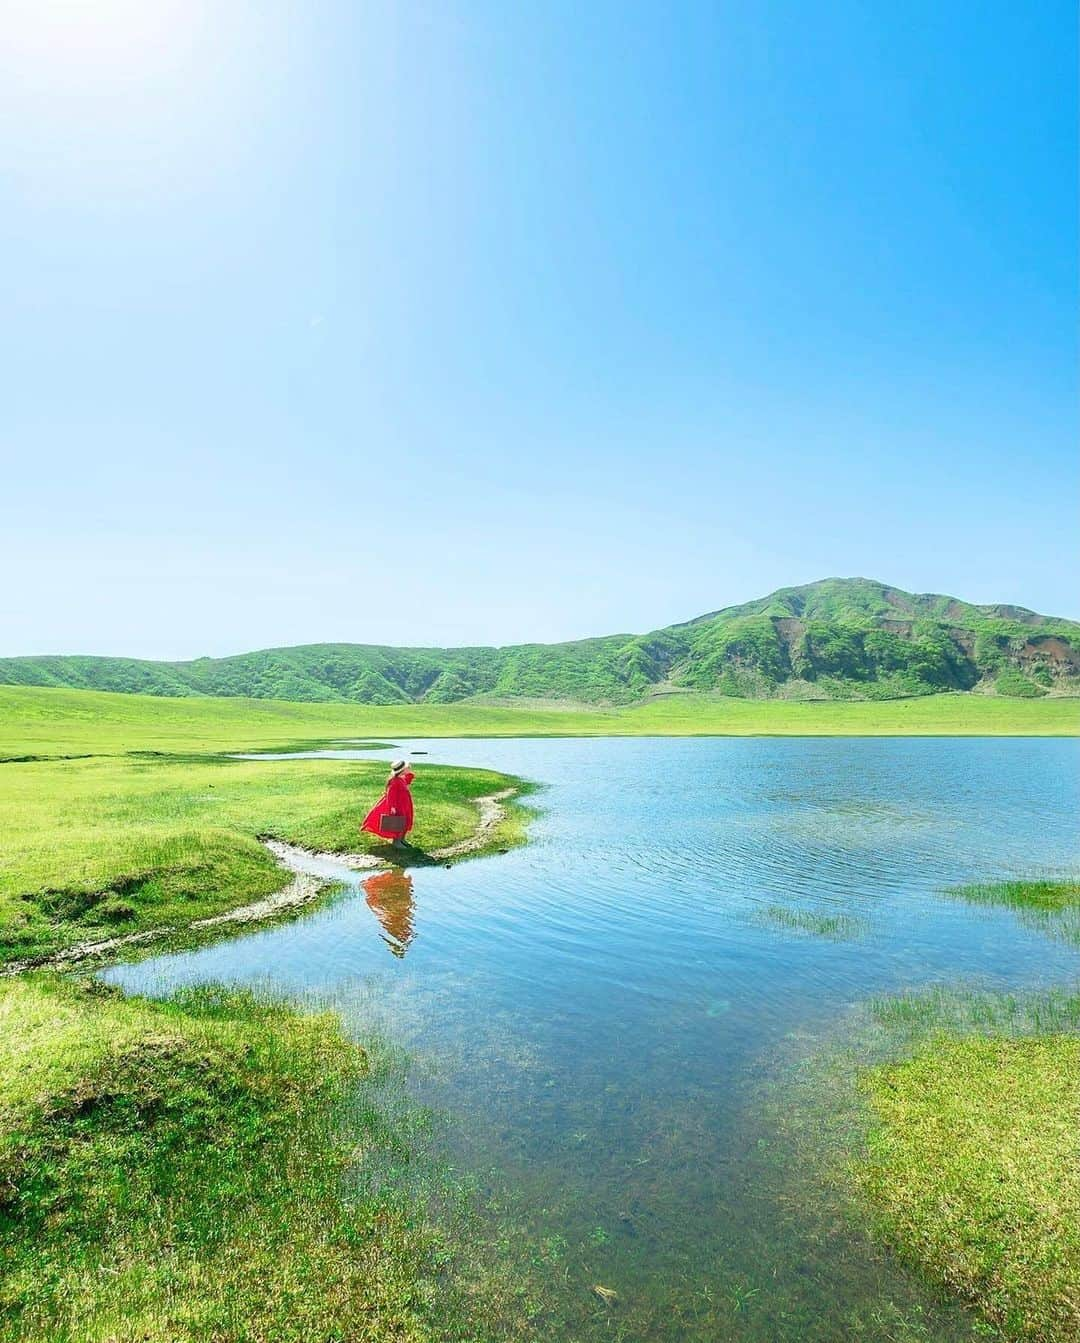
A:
364;871;416;957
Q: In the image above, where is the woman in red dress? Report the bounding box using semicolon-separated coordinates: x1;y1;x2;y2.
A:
362;760;415;848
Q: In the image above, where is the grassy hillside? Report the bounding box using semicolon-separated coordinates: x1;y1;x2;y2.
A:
3;578;1078;705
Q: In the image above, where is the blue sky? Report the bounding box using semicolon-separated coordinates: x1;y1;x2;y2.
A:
2;0;1076;658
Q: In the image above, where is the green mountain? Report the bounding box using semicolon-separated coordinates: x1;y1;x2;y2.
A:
3;579;1078;705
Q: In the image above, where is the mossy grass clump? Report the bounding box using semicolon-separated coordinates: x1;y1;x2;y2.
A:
751;980;1080;1341
0;974;544;1343
858;1032;1080;1342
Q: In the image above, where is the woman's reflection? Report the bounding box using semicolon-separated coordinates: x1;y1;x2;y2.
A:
363;870;416;958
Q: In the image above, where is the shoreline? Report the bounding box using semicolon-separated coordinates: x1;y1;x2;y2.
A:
263;786;517;872
3;789;519;976
4;685;1078;763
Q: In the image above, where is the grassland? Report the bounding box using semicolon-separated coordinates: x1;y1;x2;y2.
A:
834;985;1080;1342
754;979;1080;1341
0;975;542;1343
0;690;542;1338
858;1029;1080;1342
3;683;1077;761
0;751;528;966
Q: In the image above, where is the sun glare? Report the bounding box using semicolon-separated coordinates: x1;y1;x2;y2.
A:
2;0;197;91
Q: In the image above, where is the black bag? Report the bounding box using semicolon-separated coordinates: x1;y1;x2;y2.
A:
382;813;407;835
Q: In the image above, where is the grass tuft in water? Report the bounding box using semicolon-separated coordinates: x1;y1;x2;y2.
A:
949;878;1080;914
944;877;1080;949
755;903;867;940
868;984;1080;1038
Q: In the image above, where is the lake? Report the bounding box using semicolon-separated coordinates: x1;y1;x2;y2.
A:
106;737;1080;1340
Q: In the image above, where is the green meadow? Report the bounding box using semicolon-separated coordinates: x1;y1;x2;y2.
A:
3;683;1078;760
852;892;1080;1338
855;984;1080;1343
0;688;542;1340
0;751;527;966
760;979;1080;1343
860;1033;1080;1342
0;975;542;1343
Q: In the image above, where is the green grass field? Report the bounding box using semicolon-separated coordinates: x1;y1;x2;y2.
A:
0;752;528;965
0;687;544;1337
0;975;542;1343
769;981;1080;1342
859;1030;1080;1342
3;684;1077;759
844;986;1080;1341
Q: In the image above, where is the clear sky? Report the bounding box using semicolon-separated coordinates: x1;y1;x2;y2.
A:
2;0;1076;658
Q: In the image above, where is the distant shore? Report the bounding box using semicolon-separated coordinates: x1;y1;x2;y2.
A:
3;684;1078;762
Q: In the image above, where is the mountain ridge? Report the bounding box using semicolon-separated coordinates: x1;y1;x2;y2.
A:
3;578;1077;705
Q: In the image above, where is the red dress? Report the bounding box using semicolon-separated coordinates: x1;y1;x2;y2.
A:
362;771;415;840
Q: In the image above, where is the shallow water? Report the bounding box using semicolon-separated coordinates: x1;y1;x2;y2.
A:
108;737;1080;1339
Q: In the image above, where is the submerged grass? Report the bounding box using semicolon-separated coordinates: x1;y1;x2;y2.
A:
754;903;867;940
945;878;1080;950
867;985;1080;1038
0;753;531;966
0;974;546;1343
753;977;1080;1342
948;879;1080;914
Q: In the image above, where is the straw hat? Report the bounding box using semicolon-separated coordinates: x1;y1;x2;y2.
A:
390;759;408;775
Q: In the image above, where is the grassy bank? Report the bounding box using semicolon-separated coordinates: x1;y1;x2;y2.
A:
3;684;1078;759
0;974;540;1343
846;986;1080;1341
858;1027;1080;1342
0;753;528;966
755;980;1080;1341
